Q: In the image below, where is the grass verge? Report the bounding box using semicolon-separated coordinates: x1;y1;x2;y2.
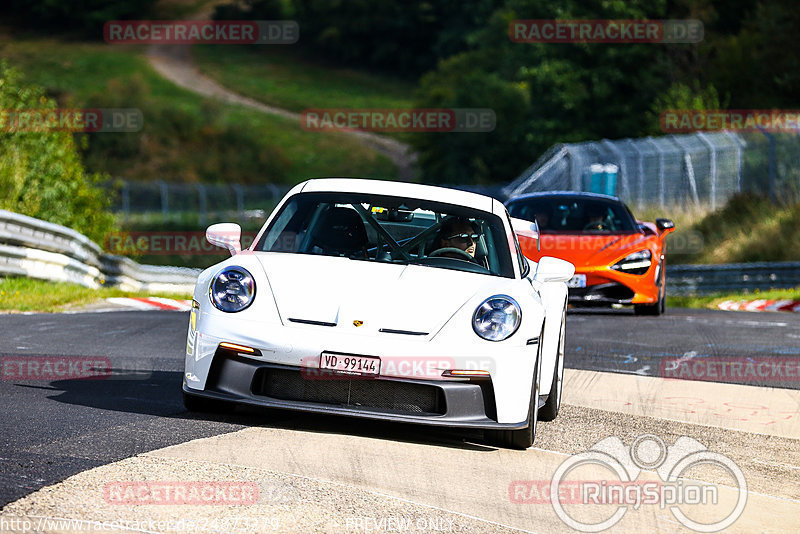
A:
0;278;191;313
668;287;800;310
0;38;397;184
638;194;800;265
193;45;415;114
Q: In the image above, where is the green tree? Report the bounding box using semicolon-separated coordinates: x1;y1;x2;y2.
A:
7;0;159;35
413;0;673;183
0;62;115;244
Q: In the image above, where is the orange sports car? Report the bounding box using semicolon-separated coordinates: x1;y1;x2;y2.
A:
506;192;675;315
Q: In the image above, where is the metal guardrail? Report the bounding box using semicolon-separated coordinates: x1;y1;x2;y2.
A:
667;262;800;296
0;210;200;293
2;209;798;297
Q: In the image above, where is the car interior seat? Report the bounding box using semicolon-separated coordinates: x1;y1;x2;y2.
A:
311;207;368;258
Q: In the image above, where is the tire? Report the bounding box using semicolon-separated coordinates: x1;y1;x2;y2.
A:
183;391;231;413
539;308;565;422
486;326;543;449
634;259;665;316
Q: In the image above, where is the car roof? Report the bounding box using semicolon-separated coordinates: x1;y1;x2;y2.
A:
505;191;623;204
299;178;499;213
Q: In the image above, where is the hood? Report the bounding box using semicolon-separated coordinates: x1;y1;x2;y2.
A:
519;232;654;268
254;253;495;335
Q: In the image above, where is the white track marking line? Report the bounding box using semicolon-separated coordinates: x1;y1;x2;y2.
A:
753;459;800;471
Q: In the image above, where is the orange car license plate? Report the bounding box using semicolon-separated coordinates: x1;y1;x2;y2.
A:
567;274;586;288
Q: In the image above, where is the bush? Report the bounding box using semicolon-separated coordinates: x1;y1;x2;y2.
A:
0;61;115;244
411;54;531;183
7;0;159;36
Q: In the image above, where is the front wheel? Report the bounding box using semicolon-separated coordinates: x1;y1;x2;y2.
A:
634;260;665;316
486;326;543;449
539;308;565;421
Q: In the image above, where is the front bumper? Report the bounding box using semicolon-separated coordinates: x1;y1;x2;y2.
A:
568;282;635;305
570;263;660;305
184;349;527;430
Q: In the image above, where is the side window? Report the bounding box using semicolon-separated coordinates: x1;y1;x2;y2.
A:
505;211;529;277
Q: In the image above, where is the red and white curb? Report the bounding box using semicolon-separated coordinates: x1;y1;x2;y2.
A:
718;299;800;313
105;297;192;311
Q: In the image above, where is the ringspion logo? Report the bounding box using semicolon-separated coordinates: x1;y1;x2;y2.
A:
545;434;746;532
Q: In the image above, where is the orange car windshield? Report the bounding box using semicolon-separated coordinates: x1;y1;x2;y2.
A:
507;197;637;233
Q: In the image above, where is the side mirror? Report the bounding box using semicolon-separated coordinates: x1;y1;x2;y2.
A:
656;218;675;232
510;216;540;252
533;256;575;284
206;223;242;256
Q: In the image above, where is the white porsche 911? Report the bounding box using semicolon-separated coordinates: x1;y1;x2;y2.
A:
183;178;573;448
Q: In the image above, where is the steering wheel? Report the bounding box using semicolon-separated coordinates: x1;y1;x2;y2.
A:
428;247;476;262
583;222;609;231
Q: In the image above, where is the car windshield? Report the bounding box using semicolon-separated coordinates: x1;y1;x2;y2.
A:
507;196;637;233
256;192;514;278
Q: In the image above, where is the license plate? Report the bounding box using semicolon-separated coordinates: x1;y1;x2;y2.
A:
567;274;587;288
320;352;380;376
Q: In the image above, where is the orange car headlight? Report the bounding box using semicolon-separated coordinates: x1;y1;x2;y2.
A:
610;250;652;275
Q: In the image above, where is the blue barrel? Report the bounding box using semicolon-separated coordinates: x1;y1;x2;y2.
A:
602;164;618;196
588;163;604;193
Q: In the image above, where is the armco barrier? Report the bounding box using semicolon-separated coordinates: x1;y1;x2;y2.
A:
0;210;199;293
2;209;797;297
667;262;800;296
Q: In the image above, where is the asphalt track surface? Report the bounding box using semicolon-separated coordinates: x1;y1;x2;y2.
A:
1;308;799;533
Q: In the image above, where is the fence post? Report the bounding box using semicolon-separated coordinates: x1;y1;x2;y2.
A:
157;180;169;220
625;139;645;208
670;135;700;206
196;184;207;225
600;139;627;199
724;131;744;193
645;137;665;208
266;184;282;209
233;185;245;222
121;180;130;219
695;132;717;210
759;129;777;203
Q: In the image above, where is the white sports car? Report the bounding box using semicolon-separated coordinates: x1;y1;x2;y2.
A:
183;178;573;448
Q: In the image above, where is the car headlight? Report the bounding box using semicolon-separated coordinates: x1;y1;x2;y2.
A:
610;250;652;275
472;295;521;342
209;267;256;312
